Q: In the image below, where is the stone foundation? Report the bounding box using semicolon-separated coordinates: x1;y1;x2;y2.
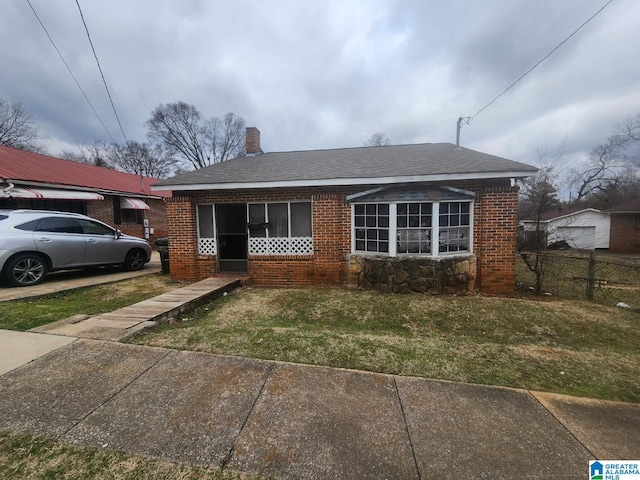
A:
347;254;477;294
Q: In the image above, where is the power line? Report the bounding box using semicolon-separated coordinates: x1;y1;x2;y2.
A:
74;0;129;144
25;0;117;144
469;0;616;121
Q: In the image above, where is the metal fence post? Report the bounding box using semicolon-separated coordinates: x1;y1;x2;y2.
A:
586;251;596;301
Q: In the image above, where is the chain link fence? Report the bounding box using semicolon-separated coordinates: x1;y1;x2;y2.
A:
516;251;640;307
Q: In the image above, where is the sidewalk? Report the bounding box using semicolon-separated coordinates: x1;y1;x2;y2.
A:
0;339;638;479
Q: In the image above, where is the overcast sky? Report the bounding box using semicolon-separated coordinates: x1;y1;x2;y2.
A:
2;0;639;177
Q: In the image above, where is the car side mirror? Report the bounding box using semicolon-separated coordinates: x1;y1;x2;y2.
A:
115;229;122;239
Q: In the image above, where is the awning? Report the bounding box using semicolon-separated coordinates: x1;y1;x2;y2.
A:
1;187;104;200
120;197;149;210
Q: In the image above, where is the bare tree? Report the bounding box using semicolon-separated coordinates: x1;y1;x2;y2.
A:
0;98;45;152
617;112;640;143
364;132;390;147
518;148;563;295
567;113;640;204
61;140;113;168
109;141;177;178
145;102;245;170
204;112;246;163
569;133;627;202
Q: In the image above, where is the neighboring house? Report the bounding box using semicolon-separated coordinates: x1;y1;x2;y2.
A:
520;207;610;250
153;128;537;295
0;145;171;242
606;199;640;253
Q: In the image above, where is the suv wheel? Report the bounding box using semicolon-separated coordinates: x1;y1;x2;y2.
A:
123;249;146;271
3;254;49;287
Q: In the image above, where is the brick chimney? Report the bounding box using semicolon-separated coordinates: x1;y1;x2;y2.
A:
245;127;263;156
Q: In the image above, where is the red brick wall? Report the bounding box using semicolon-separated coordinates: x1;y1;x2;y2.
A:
86;196;168;245
609;214;640;253
472;186;519;295
165;181;520;295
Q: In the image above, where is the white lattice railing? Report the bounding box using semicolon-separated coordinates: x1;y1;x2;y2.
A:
249;237;313;255
198;238;217;255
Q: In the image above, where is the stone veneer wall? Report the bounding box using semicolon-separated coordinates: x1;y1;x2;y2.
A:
347;254;477;294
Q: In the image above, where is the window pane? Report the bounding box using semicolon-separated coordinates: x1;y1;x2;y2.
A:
248;204;266;238
268;203;288;237
36;217;82;234
353;203;389;254
79;220;114;236
291;202;312;237
249;204;265;224
197;205;214;238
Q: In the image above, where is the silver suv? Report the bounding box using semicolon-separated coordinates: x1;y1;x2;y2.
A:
0;209;151;287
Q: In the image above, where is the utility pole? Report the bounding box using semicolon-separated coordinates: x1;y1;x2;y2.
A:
456;117;471;146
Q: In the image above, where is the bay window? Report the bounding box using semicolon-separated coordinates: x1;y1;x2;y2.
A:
352;196;473;257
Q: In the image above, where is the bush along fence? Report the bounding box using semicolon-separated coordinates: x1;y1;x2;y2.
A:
516;251;640;307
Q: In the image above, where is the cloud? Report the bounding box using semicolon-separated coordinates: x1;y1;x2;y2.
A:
1;0;638;177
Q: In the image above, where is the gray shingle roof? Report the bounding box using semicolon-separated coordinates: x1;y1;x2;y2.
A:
153;142;537;190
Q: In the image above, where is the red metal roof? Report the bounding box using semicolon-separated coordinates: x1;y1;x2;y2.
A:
0;145;171;197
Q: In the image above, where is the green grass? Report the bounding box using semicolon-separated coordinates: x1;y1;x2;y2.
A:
129;287;640;403
0;275;188;331
0;431;257;480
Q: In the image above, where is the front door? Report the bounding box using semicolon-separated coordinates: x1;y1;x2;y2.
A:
215;203;248;272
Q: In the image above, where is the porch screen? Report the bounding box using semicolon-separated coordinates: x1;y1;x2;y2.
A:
248;201;313;255
197;204;216;255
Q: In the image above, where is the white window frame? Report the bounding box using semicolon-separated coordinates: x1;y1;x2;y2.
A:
352;200;473;257
248;201;313;255
196;204;217;255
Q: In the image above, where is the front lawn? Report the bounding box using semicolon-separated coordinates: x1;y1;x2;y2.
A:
129;287;640;403
0;275;189;331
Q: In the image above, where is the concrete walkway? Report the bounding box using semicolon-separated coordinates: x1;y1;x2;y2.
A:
28;276;242;341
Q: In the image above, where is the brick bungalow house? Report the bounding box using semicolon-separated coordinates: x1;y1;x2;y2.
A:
0;145;171;241
606;199;640;253
153;128;537;295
